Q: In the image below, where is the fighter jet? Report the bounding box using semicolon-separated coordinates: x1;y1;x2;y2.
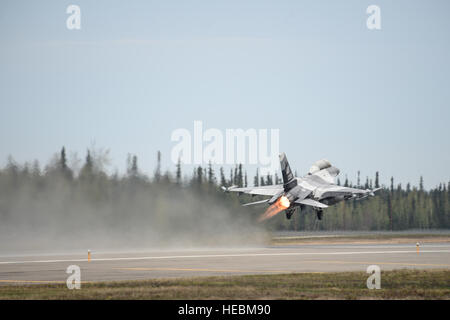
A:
222;153;381;221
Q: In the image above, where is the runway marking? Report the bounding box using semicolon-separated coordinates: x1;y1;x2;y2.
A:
304;260;450;268
0;250;449;265
0;280;91;284
284;245;450;249
272;240;450;246
114;267;295;274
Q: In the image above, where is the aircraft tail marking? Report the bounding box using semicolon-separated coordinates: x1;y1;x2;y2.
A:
279;153;297;191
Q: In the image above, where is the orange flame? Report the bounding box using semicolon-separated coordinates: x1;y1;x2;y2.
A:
258;196;291;222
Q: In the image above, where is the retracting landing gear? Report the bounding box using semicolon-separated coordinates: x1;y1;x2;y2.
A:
285;208;296;220
316;209;323;220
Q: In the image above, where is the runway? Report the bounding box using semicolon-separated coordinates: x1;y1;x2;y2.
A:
0;242;449;284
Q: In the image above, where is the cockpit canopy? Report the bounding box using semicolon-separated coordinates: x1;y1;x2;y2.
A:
308;159;332;175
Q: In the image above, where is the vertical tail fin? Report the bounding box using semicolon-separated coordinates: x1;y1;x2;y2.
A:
279;153;297;191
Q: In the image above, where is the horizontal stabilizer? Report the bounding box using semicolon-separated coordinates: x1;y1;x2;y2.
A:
242;199;269;206
221;185;237;192
295;198;328;208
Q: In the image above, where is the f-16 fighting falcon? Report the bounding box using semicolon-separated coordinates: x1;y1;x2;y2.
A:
222;153;381;222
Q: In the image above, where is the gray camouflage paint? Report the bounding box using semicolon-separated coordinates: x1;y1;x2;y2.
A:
223;153;381;220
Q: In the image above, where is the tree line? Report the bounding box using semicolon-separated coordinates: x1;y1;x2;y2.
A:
0;147;448;232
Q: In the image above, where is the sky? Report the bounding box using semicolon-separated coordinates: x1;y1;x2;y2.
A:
0;0;449;189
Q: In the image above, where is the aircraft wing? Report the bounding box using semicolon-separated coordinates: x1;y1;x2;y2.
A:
317;186;381;200
221;185;284;196
338;186;382;196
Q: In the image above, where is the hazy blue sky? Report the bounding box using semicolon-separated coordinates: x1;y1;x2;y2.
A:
1;0;449;188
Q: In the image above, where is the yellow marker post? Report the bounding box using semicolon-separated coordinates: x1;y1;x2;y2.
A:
88;249;91;262
416;242;420;254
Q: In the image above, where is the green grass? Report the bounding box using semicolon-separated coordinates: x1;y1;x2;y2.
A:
1;269;449;300
270;233;450;245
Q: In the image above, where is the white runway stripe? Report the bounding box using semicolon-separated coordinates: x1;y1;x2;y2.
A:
294;245;450;249
0;250;449;265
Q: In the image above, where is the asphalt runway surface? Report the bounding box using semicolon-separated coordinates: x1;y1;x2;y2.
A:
0;242;449;284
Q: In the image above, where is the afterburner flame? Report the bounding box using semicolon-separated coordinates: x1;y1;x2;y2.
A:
279;196;290;208
258;196;291;222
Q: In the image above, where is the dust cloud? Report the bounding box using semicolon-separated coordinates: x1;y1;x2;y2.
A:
0;156;268;256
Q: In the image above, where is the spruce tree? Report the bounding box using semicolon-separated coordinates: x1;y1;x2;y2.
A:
130;155;138;177
219;167;226;186
197;166;203;185
207;161;215;185
244;171;248;187
60;147;67;171
176;158;182;184
80;150;93;180
266;173;273;185
154;151;161;182
375;171;380;188
59;146;72;179
357;171;360;187
254;168;259;187
237;164;243;187
390;176;394;194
